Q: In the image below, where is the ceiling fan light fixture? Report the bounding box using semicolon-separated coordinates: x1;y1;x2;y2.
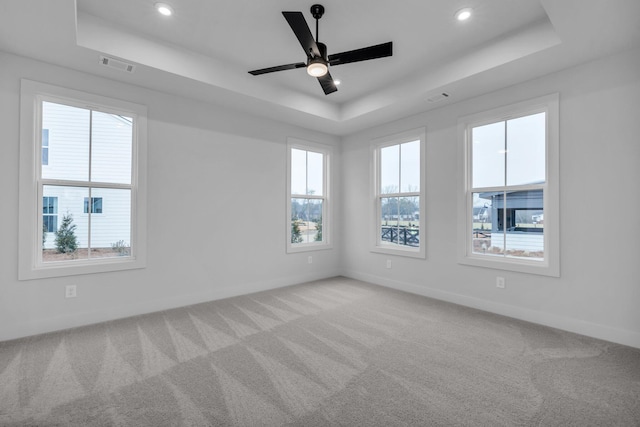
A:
307;59;328;77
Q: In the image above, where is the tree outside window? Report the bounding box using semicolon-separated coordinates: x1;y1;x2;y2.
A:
287;142;330;252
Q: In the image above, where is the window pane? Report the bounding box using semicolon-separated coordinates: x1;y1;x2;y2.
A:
380;145;399;194
41;129;49;165
314;208;323;243
291;198;304;244
504;189;544;259
400;140;420;192
472;121;505;188
41;102;89;181
84;197;103;213
506;113;546;186
399;196;420;247
290;148;306;195
471;192;496;255
307;150;323;196
42;187;132;260
305;199;323;243
291;198;322;244
380;197;399;244
91;112;132;184
42;185;89;262
291;197;305;221
90;189;131;258
380;194;421;247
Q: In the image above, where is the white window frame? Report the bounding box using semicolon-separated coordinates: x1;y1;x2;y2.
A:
457;94;559;276
286;138;332;253
371;128;426;259
18;80;147;280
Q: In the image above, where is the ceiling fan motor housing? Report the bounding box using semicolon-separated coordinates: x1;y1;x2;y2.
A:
311;4;325;19
316;42;328;60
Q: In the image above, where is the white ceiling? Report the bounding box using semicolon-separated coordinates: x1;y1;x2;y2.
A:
1;0;640;135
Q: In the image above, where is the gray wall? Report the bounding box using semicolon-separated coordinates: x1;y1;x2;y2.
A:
0;52;342;341
341;48;640;348
1;47;639;348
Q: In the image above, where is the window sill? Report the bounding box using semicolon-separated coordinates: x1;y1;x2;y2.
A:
371;245;425;259
286;243;333;254
458;254;559;277
19;256;146;280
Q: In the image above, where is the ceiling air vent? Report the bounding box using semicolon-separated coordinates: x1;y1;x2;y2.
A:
427;92;450;103
99;56;136;73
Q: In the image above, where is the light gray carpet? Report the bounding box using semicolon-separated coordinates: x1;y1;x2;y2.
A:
1;277;639;426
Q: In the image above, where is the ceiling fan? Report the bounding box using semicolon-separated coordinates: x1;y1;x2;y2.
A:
248;4;393;95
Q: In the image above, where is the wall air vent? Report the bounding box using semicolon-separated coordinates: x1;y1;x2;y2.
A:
99;56;136;73
427;92;450;103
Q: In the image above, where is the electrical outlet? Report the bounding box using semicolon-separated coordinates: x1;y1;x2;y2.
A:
65;285;77;298
308;256;313;264
496;277;506;289
386;259;392;269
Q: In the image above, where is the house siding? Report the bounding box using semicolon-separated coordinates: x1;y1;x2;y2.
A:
41;102;132;249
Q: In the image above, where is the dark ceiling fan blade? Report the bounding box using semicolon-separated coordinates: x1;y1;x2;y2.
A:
328;41;393;66
282;11;321;58
248;62;306;76
317;71;338;95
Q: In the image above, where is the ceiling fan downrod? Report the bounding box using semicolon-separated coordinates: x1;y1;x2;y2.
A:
311;4;324;43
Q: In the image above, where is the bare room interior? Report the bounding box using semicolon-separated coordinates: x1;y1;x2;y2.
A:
1;0;639;425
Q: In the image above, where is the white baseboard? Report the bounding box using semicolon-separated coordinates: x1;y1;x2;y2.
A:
6;269;639;350
1;270;339;342
342;270;640;349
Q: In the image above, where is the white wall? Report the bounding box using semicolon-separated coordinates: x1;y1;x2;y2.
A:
0;52;341;341
2;48;639;348
340;48;640;348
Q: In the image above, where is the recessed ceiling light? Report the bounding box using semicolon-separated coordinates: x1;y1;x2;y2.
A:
455;8;472;21
334;79;341;86
155;3;174;16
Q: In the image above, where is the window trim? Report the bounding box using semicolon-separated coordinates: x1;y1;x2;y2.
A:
286;138;332;253
370;128;426;259
18;79;147;280
457;94;559;276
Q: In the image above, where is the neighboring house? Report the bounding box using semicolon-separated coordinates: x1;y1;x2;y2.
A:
42;102;132;250
478;189;543;232
477;188;544;253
